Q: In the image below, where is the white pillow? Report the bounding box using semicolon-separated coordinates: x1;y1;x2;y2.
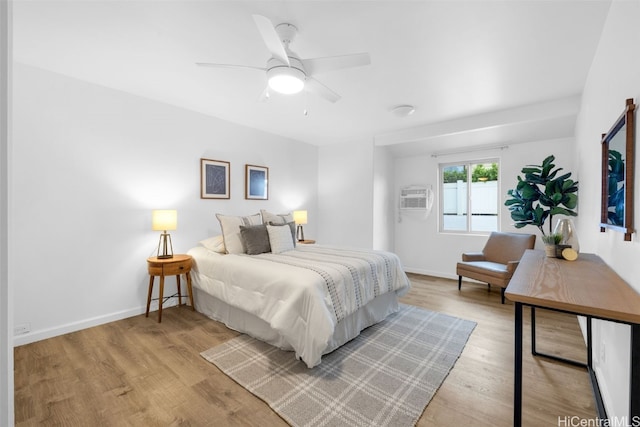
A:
267;224;295;254
216;213;262;254
260;209;293;225
199;235;226;253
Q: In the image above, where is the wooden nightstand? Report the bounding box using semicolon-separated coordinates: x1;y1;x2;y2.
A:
298;240;316;244
146;254;194;323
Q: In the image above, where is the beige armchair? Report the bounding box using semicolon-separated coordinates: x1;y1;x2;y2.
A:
456;232;536;304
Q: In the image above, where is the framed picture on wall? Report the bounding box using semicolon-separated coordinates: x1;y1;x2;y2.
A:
245;164;269;200
200;158;230;199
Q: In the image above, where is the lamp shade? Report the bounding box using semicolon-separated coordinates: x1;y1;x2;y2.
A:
293;210;308;225
152;210;177;231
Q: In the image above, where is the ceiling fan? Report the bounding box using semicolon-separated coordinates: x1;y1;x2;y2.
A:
196;15;371;103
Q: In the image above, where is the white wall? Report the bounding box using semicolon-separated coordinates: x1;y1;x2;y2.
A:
317;139;374;248
1;1;14;425
12;64;318;345
373;146;395;251
574;0;640;420
393;139;575;277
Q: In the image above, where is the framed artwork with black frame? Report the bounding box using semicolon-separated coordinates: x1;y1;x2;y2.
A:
200;158;230;199
245;164;268;200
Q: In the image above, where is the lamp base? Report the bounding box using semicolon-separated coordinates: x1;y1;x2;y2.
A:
157;232;174;259
296;225;305;242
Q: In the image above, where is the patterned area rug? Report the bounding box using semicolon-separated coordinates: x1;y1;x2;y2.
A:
201;304;476;427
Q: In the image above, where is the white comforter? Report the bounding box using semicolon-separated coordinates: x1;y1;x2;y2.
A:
187;245;411;367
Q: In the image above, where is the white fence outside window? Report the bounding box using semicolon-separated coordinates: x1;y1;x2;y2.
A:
443;180;498;231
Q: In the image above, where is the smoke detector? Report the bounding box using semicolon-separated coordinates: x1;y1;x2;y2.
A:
391;105;416;117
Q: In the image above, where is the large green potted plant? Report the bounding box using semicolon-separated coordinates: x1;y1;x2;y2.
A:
504;155;579;236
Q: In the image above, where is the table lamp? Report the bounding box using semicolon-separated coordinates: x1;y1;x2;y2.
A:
293;210;307;242
152;210;177;259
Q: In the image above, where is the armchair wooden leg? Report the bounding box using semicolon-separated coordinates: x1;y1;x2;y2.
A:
458;276;462;290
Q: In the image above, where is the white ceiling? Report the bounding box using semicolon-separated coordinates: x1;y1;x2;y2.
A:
12;1;611;155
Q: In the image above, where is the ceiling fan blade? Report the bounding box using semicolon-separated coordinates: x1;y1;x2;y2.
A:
302;53;370;75
196;63;266;72
305;78;341;103
252;14;290;66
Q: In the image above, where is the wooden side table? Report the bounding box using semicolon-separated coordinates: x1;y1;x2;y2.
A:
146;254;194;323
298;240;316;244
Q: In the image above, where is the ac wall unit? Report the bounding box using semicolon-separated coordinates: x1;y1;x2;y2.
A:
400;186;432;210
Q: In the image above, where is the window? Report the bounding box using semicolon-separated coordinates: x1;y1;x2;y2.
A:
440;160;499;233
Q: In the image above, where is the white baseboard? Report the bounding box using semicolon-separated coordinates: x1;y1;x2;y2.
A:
404;268;489;285
404;267;458;280
12;299;178;347
593;365;614;421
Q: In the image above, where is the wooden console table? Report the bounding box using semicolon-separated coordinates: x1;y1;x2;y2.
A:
505;249;640;427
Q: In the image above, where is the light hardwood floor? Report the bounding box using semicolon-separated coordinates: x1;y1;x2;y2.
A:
14;274;595;426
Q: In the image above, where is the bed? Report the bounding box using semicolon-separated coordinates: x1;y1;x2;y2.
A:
187;240;411;368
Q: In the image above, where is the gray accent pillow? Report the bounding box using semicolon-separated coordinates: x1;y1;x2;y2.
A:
239;224;271;255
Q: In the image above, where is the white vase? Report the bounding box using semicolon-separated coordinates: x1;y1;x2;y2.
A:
553;219;579;253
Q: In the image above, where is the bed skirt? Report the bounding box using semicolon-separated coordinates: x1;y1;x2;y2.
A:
193;286;399;358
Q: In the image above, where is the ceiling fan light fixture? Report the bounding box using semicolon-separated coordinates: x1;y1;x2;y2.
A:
267;66;305;94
